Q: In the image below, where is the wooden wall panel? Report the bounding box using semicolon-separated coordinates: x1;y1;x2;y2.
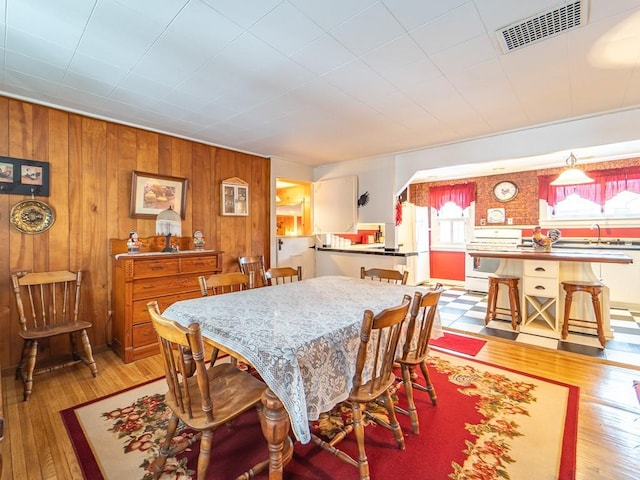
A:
0;97;271;369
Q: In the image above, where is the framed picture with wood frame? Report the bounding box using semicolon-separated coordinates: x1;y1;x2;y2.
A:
130;170;188;219
0;156;50;196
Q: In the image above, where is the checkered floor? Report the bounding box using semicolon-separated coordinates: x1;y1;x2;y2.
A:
437;285;640;366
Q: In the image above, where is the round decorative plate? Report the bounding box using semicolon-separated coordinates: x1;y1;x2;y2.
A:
10;199;56;234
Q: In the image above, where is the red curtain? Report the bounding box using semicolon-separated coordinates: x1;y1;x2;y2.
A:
539;167;640;211
429;183;476;211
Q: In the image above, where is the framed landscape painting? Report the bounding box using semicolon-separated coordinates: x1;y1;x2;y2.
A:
130;171;188;219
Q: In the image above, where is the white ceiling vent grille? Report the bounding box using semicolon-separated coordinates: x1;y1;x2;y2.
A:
496;1;587;53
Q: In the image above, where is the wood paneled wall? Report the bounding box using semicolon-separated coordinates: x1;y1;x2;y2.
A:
0;97;270;368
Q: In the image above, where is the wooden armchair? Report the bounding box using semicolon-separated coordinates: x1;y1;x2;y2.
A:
311;294;412;480
10;270;98;401
395;286;444;434
238;255;268;288
265;266;302;285
360;266;408;285
146;301;268;479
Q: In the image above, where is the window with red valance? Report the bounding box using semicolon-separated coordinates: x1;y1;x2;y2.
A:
429;183;476;212
539;167;640;211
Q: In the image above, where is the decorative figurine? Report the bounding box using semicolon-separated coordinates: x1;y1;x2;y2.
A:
127;230;142;253
532;226;561;250
193;230;205;250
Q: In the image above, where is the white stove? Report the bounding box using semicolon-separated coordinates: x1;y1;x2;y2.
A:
465;229;522;292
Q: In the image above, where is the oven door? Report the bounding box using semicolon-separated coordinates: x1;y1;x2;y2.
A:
465;251;501;292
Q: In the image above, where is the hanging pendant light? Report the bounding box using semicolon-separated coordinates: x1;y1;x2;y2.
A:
550;152;594;186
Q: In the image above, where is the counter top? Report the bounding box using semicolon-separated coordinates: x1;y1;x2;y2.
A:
468;248;633;264
316;245;425;257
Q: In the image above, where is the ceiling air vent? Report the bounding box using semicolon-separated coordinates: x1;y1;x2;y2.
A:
496;0;588;53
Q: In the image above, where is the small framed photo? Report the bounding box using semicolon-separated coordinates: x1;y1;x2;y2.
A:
0;156;50;196
221;177;249;216
130;170;188;219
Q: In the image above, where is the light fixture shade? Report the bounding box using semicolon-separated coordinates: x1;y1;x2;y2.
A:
156;206;182;237
550;153;594;186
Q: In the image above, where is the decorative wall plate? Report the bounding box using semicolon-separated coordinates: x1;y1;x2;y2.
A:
10;199;55;234
487;207;506;224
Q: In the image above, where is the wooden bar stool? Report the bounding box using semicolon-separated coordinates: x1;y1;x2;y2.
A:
485;275;521;330
561;281;606;347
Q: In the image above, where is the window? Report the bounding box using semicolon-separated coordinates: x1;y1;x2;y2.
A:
540;167;640;222
428;183;476;249
432;202;470;246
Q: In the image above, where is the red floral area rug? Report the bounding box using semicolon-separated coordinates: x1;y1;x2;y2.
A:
430;332;487;356
61;352;578;479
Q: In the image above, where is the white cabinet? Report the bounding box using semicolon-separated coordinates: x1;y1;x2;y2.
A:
313;176;358;233
599;250;640;307
521;260;560;337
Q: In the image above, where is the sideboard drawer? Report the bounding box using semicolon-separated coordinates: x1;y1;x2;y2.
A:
132;322;157;348
132;291;205;325
182;256;219;273
133;258;181;278
132;276;200;299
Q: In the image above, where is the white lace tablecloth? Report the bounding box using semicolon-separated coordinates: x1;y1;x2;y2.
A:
162;275;442;443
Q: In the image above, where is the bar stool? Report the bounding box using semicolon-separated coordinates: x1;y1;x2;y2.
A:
561;281;606;347
484;275;521;330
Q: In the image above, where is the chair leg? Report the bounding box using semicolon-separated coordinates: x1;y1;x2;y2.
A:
351;402;370;480
590;291;606;347
561;290;574;340
16;340;29;380
400;365;419;434
418;361;437;406
23;339;38;401
80;330;98;377
379;391;405;451
153;414;180;479
197;429;214;480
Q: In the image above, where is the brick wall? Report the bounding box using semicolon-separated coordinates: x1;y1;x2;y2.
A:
409;157;640;226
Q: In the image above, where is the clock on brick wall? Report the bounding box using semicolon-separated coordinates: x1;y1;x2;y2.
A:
492;181;518;202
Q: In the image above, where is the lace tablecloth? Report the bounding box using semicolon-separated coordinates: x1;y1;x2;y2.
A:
162;275;442;443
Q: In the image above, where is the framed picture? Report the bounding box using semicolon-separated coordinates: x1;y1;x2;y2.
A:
221;177;249;216
130;170;188;219
0;156;50;196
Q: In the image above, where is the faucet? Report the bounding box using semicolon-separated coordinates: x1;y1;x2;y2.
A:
590;223;601;244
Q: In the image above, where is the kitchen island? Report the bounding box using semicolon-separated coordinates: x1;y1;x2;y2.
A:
468;248;632;341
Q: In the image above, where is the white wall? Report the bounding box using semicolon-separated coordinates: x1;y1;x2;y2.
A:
314;155;396;225
394;107;640;189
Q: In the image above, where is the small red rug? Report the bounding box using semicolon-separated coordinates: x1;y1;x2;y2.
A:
61;351;577;479
430;332;486;356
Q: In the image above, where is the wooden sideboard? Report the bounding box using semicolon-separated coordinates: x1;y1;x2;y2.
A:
110;237;223;363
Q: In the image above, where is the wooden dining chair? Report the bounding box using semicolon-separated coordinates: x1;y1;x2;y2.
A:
146;301;269;480
395;286;444;434
360;266;408;285
198;272;251;366
198;272;250;296
265;266;302;285
238;255;268;288
311;294;412;480
10;270;98;401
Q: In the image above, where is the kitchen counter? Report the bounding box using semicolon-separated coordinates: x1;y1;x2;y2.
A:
316;245;425;257
468;248;633;264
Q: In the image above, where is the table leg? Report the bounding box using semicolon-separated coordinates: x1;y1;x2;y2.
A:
259;388;293;479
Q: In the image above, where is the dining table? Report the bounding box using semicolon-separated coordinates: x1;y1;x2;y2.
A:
162;275;439;479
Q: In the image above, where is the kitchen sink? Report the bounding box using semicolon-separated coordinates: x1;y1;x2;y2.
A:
552;242;640;250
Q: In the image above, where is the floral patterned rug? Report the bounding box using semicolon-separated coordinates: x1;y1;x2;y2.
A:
61;352;578;479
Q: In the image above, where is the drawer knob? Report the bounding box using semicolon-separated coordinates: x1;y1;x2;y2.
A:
535;285;546;290
534;267;545;272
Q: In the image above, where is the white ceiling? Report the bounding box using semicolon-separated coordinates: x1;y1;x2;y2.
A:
2;0;640;171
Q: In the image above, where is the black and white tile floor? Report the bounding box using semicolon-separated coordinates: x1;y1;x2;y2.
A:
437;285;640;366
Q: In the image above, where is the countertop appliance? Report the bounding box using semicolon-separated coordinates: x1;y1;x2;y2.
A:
465;228;522;292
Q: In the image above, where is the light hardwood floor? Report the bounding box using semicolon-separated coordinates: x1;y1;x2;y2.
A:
1;335;639;479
